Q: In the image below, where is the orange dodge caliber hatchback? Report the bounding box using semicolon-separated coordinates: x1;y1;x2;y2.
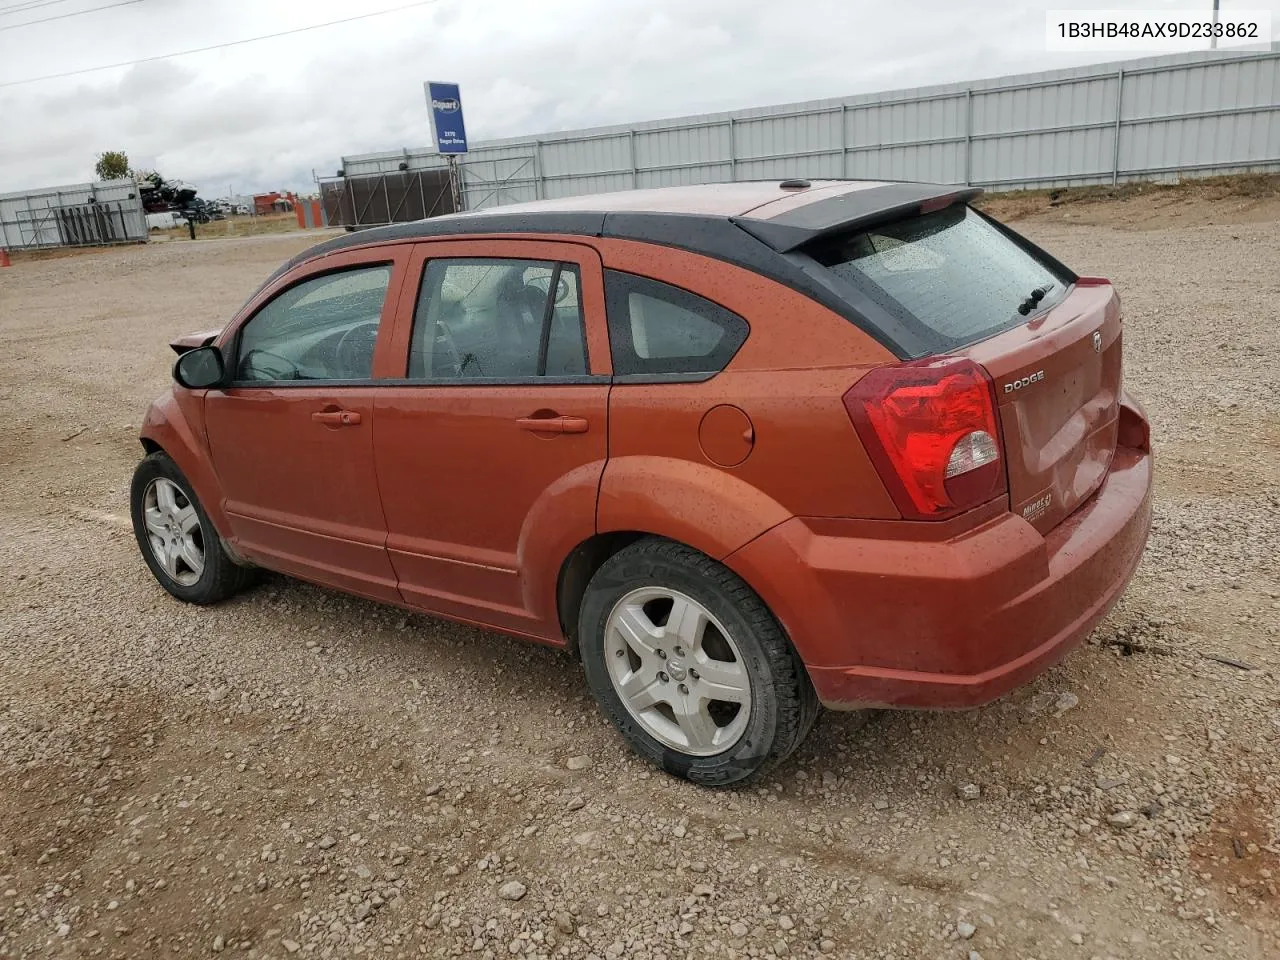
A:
133;180;1152;784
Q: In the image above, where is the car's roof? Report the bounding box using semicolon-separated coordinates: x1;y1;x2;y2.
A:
455;180;890;219
265;179;982;359
288;179;979;268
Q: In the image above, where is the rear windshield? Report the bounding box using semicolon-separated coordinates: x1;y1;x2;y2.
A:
808;205;1070;353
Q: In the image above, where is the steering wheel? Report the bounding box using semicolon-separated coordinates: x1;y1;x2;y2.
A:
531;272;573;305
335;322;379;378
240;348;299;381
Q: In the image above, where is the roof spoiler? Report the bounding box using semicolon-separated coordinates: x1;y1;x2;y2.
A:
731;183;984;253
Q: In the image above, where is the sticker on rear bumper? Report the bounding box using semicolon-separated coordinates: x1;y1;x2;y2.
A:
1021;492;1053;520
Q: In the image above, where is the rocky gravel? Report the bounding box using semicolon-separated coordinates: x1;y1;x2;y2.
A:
0;206;1277;959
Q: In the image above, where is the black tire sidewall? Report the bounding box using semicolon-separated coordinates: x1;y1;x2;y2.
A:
129;453;227;604
579;542;786;786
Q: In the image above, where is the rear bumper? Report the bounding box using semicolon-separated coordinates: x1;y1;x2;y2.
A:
725;444;1152;710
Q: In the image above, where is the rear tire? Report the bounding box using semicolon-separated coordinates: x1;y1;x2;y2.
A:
578;537;818;786
130;452;254;605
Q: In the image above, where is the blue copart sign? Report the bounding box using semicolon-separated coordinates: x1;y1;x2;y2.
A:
425;81;468;154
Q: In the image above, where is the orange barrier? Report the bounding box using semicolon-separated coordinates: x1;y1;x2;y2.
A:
295;200;326;229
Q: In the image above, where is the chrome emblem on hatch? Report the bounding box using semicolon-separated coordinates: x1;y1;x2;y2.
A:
1003;370;1045;394
1022;492;1053;520
1092;331;1102;352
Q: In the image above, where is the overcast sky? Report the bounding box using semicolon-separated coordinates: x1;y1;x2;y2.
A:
1;0;1275;197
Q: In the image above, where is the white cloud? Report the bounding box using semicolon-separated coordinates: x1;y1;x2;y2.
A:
0;0;1274;197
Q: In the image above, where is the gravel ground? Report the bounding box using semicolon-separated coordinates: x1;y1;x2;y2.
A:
0;209;1277;960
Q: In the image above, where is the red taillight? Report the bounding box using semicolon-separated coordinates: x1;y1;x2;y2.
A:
844;357;1007;520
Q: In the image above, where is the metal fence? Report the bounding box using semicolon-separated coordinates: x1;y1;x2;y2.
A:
341;44;1280;210
0;180;147;250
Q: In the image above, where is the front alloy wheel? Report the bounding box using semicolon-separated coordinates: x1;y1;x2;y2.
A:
141;477;205;586
129;451;255;604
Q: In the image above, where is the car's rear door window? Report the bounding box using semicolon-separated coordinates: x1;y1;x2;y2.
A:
234;264;392;382
408;258;587;380
806;205;1070;354
604;271;748;378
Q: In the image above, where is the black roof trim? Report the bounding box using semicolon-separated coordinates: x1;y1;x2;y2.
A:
733;183;984;252
263;211;606;287
252;184;992;359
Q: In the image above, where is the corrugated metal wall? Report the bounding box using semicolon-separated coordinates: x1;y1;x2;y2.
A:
0;179;147;250
343;44;1280;210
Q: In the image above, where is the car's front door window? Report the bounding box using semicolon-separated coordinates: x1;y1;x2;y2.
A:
235;264;393;382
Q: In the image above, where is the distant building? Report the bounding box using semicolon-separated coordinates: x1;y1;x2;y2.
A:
253;191;296;215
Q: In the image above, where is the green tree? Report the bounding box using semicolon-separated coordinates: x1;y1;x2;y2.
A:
94;150;130;181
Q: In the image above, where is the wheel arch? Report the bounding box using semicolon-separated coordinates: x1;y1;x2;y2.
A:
556;530;650;657
562;456;796;656
556;527;792;661
596;455;792;562
138;391;231;537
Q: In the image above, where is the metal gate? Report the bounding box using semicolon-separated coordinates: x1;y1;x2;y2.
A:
1;188;147;250
319;169;457;229
457;155;538;210
54;202;138;246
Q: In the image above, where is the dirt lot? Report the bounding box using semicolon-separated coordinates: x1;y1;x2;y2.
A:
1;194;1277;960
978;173;1280;231
148;214;332;243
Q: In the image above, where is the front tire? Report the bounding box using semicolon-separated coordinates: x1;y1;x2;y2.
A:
579;538;818;786
130;452;253;604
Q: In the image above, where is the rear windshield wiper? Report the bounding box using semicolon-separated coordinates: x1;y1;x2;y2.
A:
1017;283;1055;316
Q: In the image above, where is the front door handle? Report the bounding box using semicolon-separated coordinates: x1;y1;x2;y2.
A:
312;409;362;426
516;415;589;435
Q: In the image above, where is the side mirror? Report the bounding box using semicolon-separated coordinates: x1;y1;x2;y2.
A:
173;345;226;389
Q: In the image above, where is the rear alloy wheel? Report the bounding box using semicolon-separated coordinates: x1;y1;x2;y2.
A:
604;586;752;756
130;452;255;604
579;538;818;785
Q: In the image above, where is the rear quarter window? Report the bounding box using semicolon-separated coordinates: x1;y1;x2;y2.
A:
807;205;1071;354
604;271;748;379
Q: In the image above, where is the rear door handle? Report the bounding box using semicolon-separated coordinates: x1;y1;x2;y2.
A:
516;415;589;434
312;409;362;426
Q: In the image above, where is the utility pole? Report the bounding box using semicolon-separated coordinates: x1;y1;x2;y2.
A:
446;154;462;213
1211;0;1220;49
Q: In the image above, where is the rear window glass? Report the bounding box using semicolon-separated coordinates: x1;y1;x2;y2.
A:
808;205;1069;353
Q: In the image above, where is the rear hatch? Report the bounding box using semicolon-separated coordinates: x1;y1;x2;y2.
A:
964;281;1121;533
805;202;1121;534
